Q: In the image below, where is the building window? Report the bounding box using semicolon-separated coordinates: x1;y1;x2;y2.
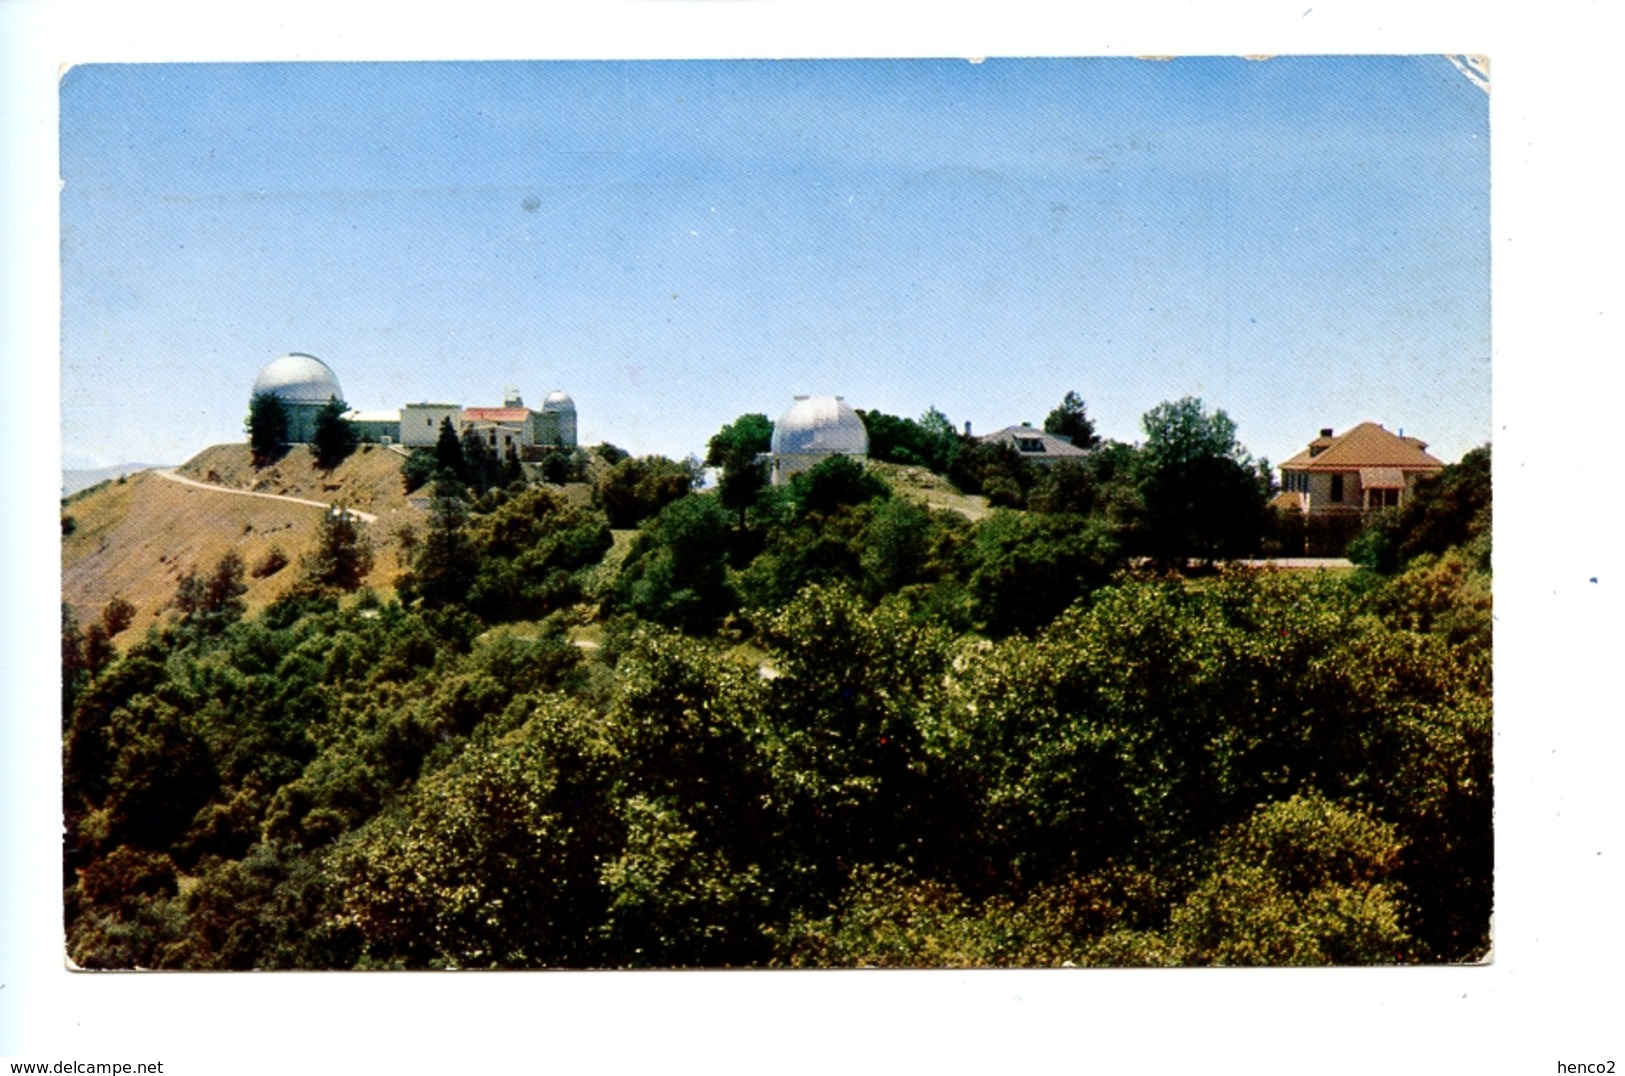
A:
1368;488;1399;508
1017;437;1045;453
1330;474;1344;502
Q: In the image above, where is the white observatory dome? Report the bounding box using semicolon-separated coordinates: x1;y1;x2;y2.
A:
541;390;576;412
772;395;868;456
252;353;345;405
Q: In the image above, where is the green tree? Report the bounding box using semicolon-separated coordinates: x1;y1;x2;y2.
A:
460;428;501;497
593;442;630;466
434;417;466;481
1349;445;1492;574
463;487;613;622
915;406;961;472
500;443;524;488
752;585;962;898
1044;390;1099;449
1027;458;1097;515
857;407;960;473
301;507;375;592
966;510;1121;636
245;392;290;466
336;726;613;968
400;448;437;493
398;486;477;609
102;695;218;851
309;397;358;470
596;455;696;529
947;438;1036;504
705;413;774;527
612;494;736;632
1137;396;1266;566
174;552;248;632
61;604;87;712
789;454;890;516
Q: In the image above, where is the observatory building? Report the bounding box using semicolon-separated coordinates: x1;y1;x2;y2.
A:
461;387;578;456
770;395;869;485
537;390;579;449
251;353;346;443
247;352;577;456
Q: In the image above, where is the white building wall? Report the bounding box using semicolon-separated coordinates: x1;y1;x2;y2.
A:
400;404;464;448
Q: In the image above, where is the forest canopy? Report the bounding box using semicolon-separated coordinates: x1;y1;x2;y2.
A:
61;402;1492;969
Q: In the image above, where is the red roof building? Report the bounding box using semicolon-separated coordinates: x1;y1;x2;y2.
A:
1275;422;1445;515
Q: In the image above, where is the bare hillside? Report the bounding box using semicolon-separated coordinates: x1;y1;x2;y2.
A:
177;442;416;520
63;445;418;639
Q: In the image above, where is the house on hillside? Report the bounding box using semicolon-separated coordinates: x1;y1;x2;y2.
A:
977;424;1091;467
1273;422;1445;554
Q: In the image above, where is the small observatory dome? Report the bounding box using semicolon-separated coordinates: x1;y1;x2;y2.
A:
770;395;868;484
535;389;578;450
252;353;345;406
772;395;868;456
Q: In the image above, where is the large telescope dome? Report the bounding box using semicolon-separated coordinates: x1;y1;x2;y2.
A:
252;353;345;406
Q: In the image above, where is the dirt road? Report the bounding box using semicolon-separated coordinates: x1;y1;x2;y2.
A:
153;468;380;524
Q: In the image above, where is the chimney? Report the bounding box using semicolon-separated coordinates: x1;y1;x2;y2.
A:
964;420;973;437
1320;428;1334;438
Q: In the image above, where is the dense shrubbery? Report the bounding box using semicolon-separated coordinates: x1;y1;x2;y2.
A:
595;454;697;529
61;410;1491;969
1350;445;1491;574
858;406;961;474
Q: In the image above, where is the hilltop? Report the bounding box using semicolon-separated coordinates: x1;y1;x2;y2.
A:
61;443;421;637
867;459;990;521
63;462;172;497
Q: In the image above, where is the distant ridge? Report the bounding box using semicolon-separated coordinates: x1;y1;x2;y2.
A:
62;463;170;497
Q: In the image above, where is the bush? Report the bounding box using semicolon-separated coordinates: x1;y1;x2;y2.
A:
1350;446;1491;573
612;494;735;633
301;509;374;592
252;546;290;578
400;449;437;494
788;454;889;516
596;455;695;528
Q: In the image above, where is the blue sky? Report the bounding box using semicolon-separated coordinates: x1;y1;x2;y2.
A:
60;57;1489;470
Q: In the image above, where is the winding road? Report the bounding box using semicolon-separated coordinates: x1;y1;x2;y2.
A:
153;468;380;524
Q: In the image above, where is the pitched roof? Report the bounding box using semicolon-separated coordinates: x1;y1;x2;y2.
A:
1280;422;1445;472
979;426;1091;458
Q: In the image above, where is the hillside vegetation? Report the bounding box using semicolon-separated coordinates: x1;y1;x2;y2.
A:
60;410;1492;969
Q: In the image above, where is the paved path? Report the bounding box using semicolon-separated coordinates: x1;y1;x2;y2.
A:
153;469;379;524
